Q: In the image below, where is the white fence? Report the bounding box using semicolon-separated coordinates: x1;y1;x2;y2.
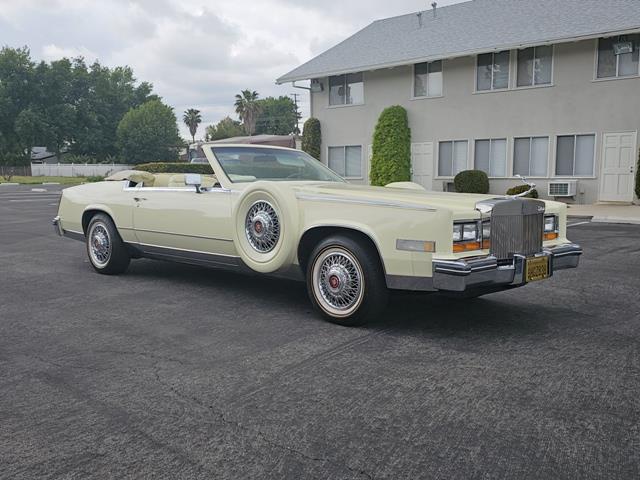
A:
31;163;133;177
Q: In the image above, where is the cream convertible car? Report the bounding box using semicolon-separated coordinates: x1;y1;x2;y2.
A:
54;144;581;325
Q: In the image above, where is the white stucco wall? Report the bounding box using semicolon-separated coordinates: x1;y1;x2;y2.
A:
310;39;640;204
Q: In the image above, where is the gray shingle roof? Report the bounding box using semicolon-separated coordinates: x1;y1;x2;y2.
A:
277;0;640;83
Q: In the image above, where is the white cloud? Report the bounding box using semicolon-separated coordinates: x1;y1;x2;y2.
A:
0;0;465;138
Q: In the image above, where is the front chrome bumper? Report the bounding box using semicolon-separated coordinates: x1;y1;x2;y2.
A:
431;243;582;292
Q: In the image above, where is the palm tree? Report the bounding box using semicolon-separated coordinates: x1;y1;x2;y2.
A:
183;108;202;144
234;90;261;136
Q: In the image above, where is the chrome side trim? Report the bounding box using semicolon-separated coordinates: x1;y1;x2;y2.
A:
295;193;436;212
134;243;241;268
129;228;233;243
123;184;232;193
135;242;239;259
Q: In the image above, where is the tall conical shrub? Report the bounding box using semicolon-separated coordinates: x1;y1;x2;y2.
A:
369;105;411;186
301;117;321;160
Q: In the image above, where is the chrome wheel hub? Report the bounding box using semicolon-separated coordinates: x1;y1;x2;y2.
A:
245;201;280;253
89;223;111;266
312;248;364;317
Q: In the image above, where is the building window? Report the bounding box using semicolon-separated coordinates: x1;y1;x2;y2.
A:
555;135;595;176
328;145;362;177
514;137;549;177
414;60;443;97
597;35;640;79
517;46;553;87
438;140;468;177
476;51;510;91
474;138;507;177
329;73;364;105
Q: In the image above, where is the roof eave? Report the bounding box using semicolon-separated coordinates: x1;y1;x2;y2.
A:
276;26;640;84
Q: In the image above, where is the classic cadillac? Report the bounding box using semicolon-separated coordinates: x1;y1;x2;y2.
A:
54;144;582;325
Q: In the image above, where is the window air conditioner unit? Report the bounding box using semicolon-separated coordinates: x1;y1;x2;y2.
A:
310;79;324;93
548;180;577;197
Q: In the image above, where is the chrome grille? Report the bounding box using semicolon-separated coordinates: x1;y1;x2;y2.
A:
489;199;544;260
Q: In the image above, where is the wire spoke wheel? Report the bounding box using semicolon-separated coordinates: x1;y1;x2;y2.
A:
312;247;365;318
245;201;280;253
88;222;111;267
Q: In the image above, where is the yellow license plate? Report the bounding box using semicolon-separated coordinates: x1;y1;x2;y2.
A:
525;256;549;282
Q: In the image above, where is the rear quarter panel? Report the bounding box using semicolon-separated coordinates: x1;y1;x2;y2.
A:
58;181;136;241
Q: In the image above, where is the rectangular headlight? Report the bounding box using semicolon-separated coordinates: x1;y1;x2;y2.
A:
544;215;557;233
453;221;479;242
453;224;463;242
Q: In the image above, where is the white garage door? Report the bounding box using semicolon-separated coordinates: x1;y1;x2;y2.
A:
599;132;637;202
411;142;434;190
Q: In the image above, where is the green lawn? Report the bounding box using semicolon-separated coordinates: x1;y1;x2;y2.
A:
0;176;88;185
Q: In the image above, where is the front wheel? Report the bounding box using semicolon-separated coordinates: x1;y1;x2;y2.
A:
86;213;130;275
306;234;388;326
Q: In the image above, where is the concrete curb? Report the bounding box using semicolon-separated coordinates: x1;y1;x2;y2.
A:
0;183;20;186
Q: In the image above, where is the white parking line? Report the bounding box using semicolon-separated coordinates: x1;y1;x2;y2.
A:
568;221;591;227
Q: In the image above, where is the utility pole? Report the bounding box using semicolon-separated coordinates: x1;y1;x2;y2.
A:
290;93;301;135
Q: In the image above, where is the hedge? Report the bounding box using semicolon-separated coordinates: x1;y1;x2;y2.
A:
454;170;489;194
369;105;411;186
136;162;213;174
506;184;539;198
301;118;321;160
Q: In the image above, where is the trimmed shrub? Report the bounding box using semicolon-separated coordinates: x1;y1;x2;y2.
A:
136;162;213;174
86;175;105;183
454;170;489;194
636;148;640;199
506;184;539;198
369;106;411;186
301;118;321;160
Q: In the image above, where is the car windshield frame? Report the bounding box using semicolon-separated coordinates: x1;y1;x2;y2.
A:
209;146;346;184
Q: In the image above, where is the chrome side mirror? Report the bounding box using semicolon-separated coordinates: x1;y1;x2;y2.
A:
185;173;203;193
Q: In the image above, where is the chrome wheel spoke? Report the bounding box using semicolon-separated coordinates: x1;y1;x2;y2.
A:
89;223;111;266
245;201;280;253
313;248;364;316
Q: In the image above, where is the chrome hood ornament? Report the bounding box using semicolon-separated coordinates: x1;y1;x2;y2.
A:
510;175;537;198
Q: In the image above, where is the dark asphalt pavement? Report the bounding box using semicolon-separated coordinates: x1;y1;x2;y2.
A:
1;184;639;479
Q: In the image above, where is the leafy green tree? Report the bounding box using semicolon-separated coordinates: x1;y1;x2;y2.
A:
0;47;158;165
183;108;202;144
205;116;244;141
116;100;181;164
254;96;300;135
234;90;261;136
301;118;321;160
369;105;411;186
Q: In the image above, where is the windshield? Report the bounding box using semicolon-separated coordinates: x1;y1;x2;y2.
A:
210;146;346;183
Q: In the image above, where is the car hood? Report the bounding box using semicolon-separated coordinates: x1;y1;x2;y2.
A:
289;182;501;217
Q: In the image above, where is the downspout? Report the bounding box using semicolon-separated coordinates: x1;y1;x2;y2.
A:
292;81;312;118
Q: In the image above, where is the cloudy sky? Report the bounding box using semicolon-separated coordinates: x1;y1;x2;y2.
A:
0;0;464;138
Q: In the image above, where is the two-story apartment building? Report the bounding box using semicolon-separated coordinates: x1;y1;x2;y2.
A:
277;0;640;204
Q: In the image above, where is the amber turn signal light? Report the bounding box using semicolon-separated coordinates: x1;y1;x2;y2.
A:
544;232;558;241
453;241;481;253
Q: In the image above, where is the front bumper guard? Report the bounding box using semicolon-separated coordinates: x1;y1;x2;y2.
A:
432;243;582;292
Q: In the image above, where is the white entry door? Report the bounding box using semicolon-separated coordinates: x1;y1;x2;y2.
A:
411;142;434;190
599;132;637;202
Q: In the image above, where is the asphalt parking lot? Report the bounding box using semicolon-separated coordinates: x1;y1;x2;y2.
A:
1;184;639;479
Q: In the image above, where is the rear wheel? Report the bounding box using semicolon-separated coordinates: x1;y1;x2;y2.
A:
306;234;388;326
86;213;130;275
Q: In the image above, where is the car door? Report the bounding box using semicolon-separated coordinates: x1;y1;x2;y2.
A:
131;184;237;266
